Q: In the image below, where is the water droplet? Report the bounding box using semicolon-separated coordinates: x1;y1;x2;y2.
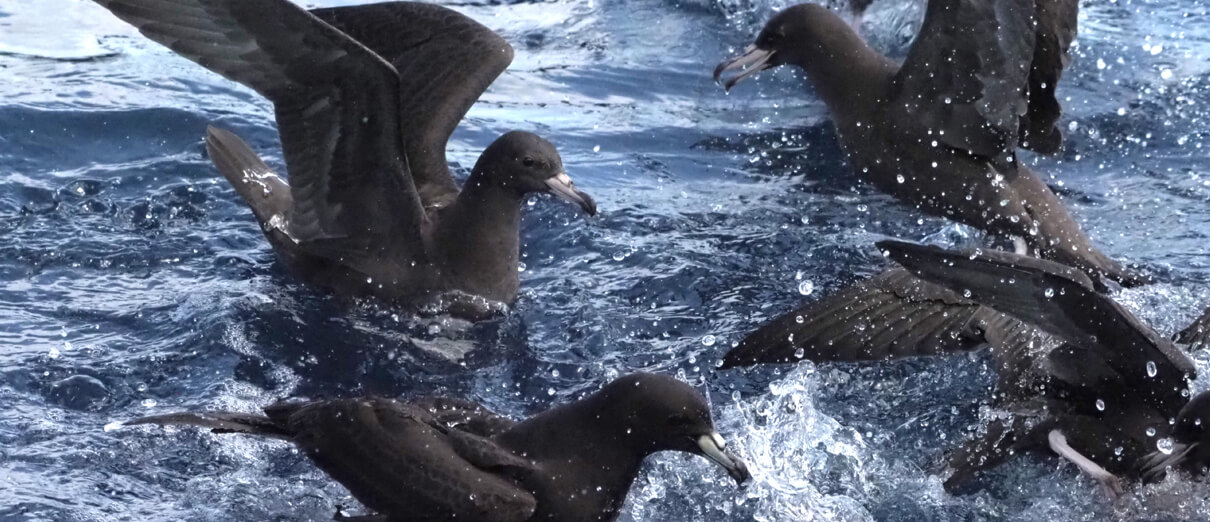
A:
551;369;560;378
1068;121;1079;132
612;251;626;261
517;262;527;272
1044;288;1055;298
1097;58;1107;70
795;315;804;324
1157;437;1175;454
896;174;905;184
794;347;805;359
141;398;157;408
963;289;972;298
1147;426;1157;437
547;388;556;396
1146;361;1158;378
1161;69;1173;80
797;280;814;296
593;145;601;153
701;335;717;347
1117;107;1127;116
48;347;61;359
800;215;809;224
1096;399;1105;411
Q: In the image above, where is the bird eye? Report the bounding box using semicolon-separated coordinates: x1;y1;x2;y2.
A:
522;157;535;167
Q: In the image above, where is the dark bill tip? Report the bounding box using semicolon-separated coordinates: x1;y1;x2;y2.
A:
714;44;776;92
544;172;596;216
698;432;752;485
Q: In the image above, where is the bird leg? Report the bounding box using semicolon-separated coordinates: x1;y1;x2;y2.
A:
1047;429;1124;499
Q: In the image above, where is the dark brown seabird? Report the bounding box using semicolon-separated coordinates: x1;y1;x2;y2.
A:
867;241;1204;493
715;0;1150;287
93;0;596;319
117;373;750;521
725;240;1209;494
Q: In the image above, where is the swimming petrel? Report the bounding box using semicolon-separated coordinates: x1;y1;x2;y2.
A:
117;373;750;521
715;0;1148;287
94;0;596;318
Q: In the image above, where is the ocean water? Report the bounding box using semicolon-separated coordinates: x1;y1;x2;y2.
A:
2;0;1210;520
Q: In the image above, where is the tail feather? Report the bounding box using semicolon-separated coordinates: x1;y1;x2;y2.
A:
205;125;292;224
123;411;293;439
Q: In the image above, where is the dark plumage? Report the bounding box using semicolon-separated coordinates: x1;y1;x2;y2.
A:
119;373;750;521
878;240;1206;492
94;0;596;318
715;0;1149;287
722;268;1036;377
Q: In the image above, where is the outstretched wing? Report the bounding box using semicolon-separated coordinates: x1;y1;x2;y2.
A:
890;0;1036;162
284;398;535;521
95;0;426;258
880;240;1196;414
723;268;1038;368
1018;0;1079;153
312;2;515;207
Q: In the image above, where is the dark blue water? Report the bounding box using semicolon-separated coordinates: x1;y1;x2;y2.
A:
3;0;1210;520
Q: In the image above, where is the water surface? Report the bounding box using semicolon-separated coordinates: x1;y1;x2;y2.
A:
2;0;1210;520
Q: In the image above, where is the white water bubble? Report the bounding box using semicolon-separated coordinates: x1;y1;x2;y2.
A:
517;262;526;272
1147;361;1158;378
1161;69;1173;80
141;398;157;408
1096;399;1105;411
1044;288;1055;298
797;280;814;296
1147;426;1157;437
701;335;717;347
896;174;905;184
1157;437;1175;454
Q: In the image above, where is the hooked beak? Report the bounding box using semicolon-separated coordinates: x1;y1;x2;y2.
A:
544;172;596;216
713;45;777;92
697;432;751;485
